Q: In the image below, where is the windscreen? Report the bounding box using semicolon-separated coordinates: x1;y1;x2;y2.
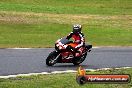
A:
59;37;70;44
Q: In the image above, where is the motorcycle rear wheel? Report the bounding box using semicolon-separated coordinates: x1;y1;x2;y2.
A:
73;52;87;65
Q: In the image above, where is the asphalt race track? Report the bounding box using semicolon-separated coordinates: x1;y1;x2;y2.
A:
0;47;132;76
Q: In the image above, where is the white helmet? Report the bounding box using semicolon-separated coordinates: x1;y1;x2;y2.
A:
73;24;82;33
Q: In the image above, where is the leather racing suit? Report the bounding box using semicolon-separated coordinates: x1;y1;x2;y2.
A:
66;32;85;57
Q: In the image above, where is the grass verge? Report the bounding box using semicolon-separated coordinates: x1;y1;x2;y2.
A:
0;0;132;15
0;0;132;48
0;11;132;48
0;68;132;88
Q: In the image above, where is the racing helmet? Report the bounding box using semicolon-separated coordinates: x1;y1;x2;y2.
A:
73;24;82;33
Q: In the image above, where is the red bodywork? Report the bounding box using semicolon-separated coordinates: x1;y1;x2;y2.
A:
56;41;85;63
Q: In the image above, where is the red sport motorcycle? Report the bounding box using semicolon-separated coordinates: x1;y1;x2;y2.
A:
46;37;92;66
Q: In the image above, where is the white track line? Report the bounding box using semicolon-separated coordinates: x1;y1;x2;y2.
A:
0;70;77;79
3;46;132;49
0;67;131;79
6;47;99;49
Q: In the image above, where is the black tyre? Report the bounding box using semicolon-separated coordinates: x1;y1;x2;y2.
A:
73;52;87;65
80;52;87;62
46;51;59;66
76;76;87;85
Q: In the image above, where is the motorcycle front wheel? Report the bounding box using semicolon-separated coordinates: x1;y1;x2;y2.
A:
46;51;59;66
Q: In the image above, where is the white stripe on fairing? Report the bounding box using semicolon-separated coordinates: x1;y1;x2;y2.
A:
0;67;131;79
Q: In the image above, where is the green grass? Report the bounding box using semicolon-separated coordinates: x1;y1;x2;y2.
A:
0;0;132;48
0;11;131;47
0;68;132;88
0;23;70;48
0;23;132;48
0;0;132;15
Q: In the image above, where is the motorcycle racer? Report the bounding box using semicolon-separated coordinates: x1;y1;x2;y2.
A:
46;24;92;66
66;24;85;57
